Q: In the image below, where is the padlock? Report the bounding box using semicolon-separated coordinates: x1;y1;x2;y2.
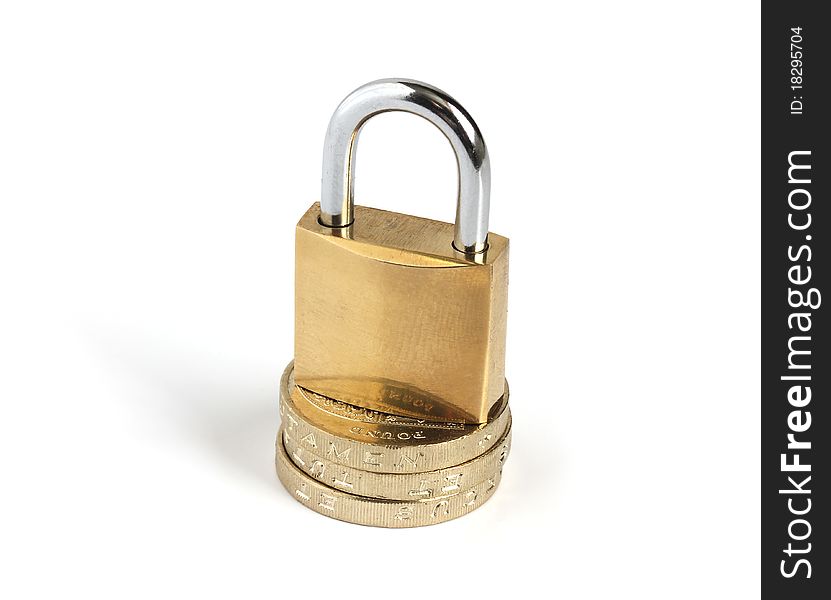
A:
293;79;508;424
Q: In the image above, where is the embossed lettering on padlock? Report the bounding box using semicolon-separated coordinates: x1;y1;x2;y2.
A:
293;79;509;424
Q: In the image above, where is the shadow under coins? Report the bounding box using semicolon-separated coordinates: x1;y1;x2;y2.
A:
204;396;281;490
83;325;283;491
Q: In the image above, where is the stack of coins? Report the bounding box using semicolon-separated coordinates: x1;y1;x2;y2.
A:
276;363;512;527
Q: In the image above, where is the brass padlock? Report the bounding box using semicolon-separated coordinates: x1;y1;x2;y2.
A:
293;79;508;424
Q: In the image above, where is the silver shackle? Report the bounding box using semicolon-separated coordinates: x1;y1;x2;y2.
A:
320;79;491;254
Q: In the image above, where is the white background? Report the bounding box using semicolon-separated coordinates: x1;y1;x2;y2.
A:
0;1;760;598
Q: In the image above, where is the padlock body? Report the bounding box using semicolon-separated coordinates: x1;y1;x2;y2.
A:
294;202;508;424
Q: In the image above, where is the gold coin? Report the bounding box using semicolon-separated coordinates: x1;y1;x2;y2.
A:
279;362;510;473
275;428;505;528
282;416;511;500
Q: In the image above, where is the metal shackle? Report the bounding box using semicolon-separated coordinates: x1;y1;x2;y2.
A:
320;79;491;254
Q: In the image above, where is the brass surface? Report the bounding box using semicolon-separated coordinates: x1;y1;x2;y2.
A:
283;414;511;500
279;362;510;473
294;202;509;423
276;429;505;528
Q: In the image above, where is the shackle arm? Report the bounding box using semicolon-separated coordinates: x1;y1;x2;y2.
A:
320;79;490;254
